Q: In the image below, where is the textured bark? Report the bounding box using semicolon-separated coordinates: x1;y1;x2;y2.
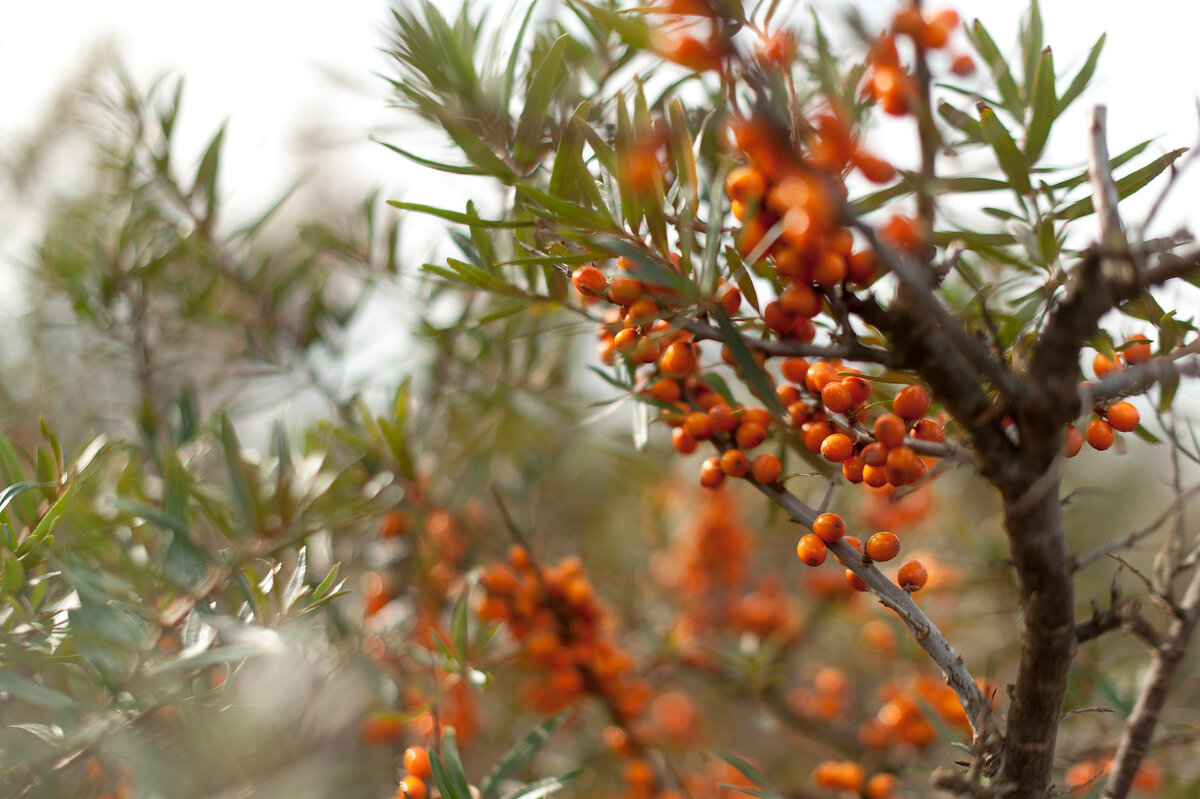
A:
996;480;1077;797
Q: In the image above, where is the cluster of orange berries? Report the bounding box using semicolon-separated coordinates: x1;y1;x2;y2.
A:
812;761;899;798
858;675;983;751
795;510;926;595
865;7;971;117
1064;335;1152;455
1063;756;1162;795
397;746;433;799
478;546;652;721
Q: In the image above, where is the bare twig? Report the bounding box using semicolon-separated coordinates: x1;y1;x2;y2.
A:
1072;484;1200;572
1087;106;1134;288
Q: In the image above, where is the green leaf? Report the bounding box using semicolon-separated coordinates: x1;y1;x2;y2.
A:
0;672;75;710
968;21;1023;116
192;122;226;222
589;235;692;295
0;481;57;522
1025;47;1056;163
388;201;533;229
451;582;470;660
18;481;75;555
979;105;1032;195
515;34;569;167
1054;148;1187;221
373;137;486;175
283;547;308;612
499;771;580;799
937;101;985;143
502;1;539;109
440;728;474;799
481;710;572;799
940;176;1010;193
1057;34;1105;116
711;308;783;418
707;751;768;786
1022;0;1044;94
1049;139;1155;192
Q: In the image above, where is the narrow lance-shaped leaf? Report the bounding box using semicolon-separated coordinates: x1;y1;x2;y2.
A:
499;772;581;799
1021;0;1044;95
711;308;784;418
1057;33;1105;116
480;710;573;799
515;34;569;168
968;21;1023;116
1024;47;1056;163
1054;148;1186;221
979;104;1032;195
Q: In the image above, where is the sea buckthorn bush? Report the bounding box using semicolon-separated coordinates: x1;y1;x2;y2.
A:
4;2;1200;799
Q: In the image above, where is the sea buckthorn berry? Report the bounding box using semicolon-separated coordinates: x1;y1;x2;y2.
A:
508;544;531;570
718;281;743;315
1086;418;1115;451
780;283;821;318
820;382;853;414
842;376;873;406
835;536;863;565
777;384;801;406
950;53;976;75
1063;425;1083;458
897;559;928;592
847;250;877;285
742;407;772;428
626;297;658;324
709;403;739;433
788;400;815;427
813;512;846;543
1122;334;1152;365
1092;352;1121;379
403;746;432;779
845;569;870;592
614;327;639;353
805;361;841;393
699;457;726;488
1106;401;1140;433
861;441;889;467
880;213;921;252
659;340;698;376
874;414;907;448
843;455;866;483
866;773;900;799
398;777;428;799
885;445;918;485
802;421;834;452
911;418;945;443
820;433;855;463
763;301;794;334
813;761;865;791
811;252;848;287
863;464;889;487
725;166;767;203
609;276;643;305
649;378;682;403
797;533;828;566
736;421;768;449
683;412;713;440
865;532;901;562
781;357;810;383
571;265;607;295
633;336;661;364
751;453;783;484
720;449;750;477
788;317;817;342
672;427;699;454
893;385;931;420
381;510;409;539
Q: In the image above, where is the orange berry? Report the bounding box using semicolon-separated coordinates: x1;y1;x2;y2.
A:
742;407;772;428
855;153;895;184
671;427;699;454
763;300;795;334
508;544;531;570
633;336;661;364
842;455;865;483
361;715;401;744
1086;418;1115;450
699;457;726;488
1121;334;1152;365
735;421;769;449
709;403;739;433
720;449;750;477
911;418;945;443
1063;425;1083;458
811;252;848;287
780;283;822;318
797;533;828;566
648;377;682;403
1092;351;1122;379
865;532;900;562
777;384;802;406
403;746;432;779
885;445;918;485
399;776;428;799
751;453;783;484
847;250;877;285
863;463;890;488
609;276;643;305
845;569;870;592
659;341;698;377
874;414;907;448
718;281;742;315
897;559;928;591
813;512;846;543
781;357;811;383
842;376;873;407
613;327;639;354
866;773;899;799
802;421;834;452
683;412;713;440
861;441;889;466
1106;401;1140;433
813;761;865;791
571;265;607;295
381;510;409;539
820;382;853;414
806;361;841;393
950;53;976;76
725;166;767;203
893;385;931;420
622;758;656;788
820;433;855;463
